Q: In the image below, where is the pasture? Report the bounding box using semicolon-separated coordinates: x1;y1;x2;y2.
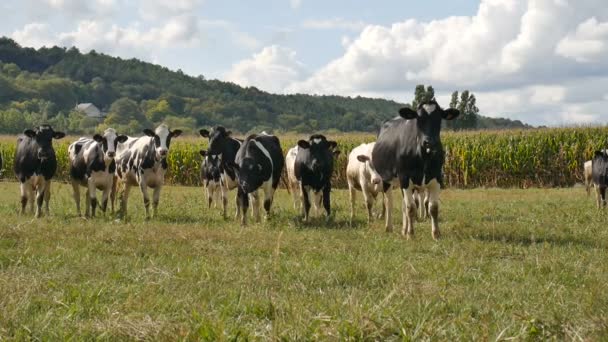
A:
0;181;607;340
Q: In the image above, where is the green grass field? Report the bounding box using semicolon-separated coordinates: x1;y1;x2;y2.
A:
1;181;607;340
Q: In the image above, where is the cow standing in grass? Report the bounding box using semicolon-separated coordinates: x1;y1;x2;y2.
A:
346;142;386;225
372;100;459;239
592;150;608;208
114;124;182;219
199;127;243;219
584;160;593;196
13;125;65;217
68;128;128;217
294;134;339;222
285;146;302;210
229;133;284;225
200;150;222;209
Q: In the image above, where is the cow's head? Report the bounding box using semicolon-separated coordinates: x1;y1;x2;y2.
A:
23;125;65;161
143;124;182;159
200;150;222;181
199;126;232;156
93;128;128;160
398;99;459;155
356;153;382;186
297;134;339;174
228;141;267;194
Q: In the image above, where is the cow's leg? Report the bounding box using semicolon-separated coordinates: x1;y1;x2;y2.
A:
20;182;29;215
85;188;91;218
71;181;81;217
322;185;331;221
601;186;607;208
250;191;261;223
139;181;151;219
378;192;386;220
220;182;228;219
44;181;51;215
313;191;322;217
101;178;111;215
206;185;213;209
237;187;248;226
263;186;275;221
152;186;162;218
300;183;311;222
110;175;118;214
234;191;241;220
596;184;602;209
428;180;441;239
362;188;373;225
401;185;416;238
28;183;35;214
291;181;300;210
383;185;393;232
119;181;131;218
348;180;356;225
88;178;98;217
35;179;47;218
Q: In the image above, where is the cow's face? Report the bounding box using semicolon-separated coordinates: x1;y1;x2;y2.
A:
143;124;182;159
93;128;128;160
356;154;382;186
200;150;222;181
231;157;263;194
200;126;232;155
297;134;339;174
23;125;65;161
398;100;459;155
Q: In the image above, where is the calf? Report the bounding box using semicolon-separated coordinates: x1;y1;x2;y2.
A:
346;142;385;224
200;150;222;209
13;125;65;217
229;133;284;225
199;126;243;219
592;150;608;208
115;124;182;219
68;128;127;217
372;100;459;239
294;134;339;222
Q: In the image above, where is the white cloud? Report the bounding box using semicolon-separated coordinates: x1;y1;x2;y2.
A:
556;17;608;63
25;0;118;18
139;0;203;20
302;18;367;31
12;23;55;49
226;45;307;93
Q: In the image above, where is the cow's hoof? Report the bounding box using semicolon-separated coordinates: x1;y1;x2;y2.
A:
432;231;441;240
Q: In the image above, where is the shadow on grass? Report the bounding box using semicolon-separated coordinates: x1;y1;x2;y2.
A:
462;230;606;250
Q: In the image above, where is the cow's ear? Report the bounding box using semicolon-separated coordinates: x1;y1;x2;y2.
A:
595;150;604;158
143;129;155;137
226;130;232;137
398;107;418;120
23;129;36;138
93;134;103;142
297;140;310;149
328;141;338;151
172;129;183;138
199;129;210;138
116;135;128;143
53;131;66;139
442;108;460;120
199;150;207;157
357;155;370;163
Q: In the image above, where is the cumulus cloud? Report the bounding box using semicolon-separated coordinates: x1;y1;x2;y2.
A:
302;18;367;31
139;0;203;21
24;0;118;19
556;17;608;63
226;45;307;93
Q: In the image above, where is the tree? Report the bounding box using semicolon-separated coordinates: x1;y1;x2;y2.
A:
412;84;435;109
104;97;149;129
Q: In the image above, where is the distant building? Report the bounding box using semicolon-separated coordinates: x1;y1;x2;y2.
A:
75;103;106;118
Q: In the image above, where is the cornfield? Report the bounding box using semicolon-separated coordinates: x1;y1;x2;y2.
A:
1;127;607;188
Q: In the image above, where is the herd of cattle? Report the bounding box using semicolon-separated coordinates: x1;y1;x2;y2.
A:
5;99;608;238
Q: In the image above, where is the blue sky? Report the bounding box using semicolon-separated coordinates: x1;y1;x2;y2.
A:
3;0;608;126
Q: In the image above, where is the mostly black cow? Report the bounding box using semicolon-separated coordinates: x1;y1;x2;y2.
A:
13;125;65;217
592;150;608;208
372;100;459;239
200;126;243;219
294;134;339;222
200;150;222;209
114;124;182;219
228;133;284;225
68;128;128;217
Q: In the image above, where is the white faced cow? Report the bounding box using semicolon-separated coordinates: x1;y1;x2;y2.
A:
229;133;285;225
199;126;243;219
68;128;128;217
346;142;386;225
13;125;65;217
200;150;222;209
294;134;339;222
372;100;459;239
114;124;182;219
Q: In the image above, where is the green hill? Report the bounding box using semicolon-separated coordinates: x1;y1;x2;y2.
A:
0;37;530;134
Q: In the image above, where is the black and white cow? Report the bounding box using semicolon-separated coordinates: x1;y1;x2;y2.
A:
114;124;182;219
592;150;608;208
372;100;459;239
68;128;128;217
199;150;222;209
294;134;339;222
228;133;284;225
199;126;243;219
13;125;65;217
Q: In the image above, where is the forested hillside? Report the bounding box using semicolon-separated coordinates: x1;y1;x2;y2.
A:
0;37;530;134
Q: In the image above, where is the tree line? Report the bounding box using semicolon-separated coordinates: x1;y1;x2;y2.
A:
0;37;530;135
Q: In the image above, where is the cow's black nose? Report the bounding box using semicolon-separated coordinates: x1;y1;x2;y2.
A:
107;152;115;158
